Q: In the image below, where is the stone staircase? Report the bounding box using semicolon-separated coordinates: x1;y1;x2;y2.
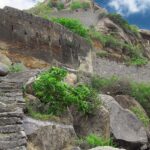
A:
0;70;38;150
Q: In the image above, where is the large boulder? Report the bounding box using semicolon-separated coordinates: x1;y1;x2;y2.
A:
0;62;9;76
100;94;148;150
23;117;77;150
72;106;110;139
115;95;148;116
89;146;126;150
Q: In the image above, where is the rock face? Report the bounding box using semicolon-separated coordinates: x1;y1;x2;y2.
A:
0;52;12;76
89;146;126;150
0;52;12;66
140;29;150;59
0;6;92;70
96;17;131;43
23;117;77;150
72;106;110;139
100;94;148;150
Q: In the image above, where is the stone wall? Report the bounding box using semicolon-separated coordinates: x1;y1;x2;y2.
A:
0;7;91;69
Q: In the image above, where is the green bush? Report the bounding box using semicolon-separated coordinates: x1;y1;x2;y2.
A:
52;18;89;38
131;107;150;127
70;1;90;10
85;134;115;147
33;67;100;115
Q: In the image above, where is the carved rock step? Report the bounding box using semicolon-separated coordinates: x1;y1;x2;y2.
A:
10;146;26;150
0;125;24;134
0;131;26;141
0;117;22;126
0;108;23;118
0;138;26;150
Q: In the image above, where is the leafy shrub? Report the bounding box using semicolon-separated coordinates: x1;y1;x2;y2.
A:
33;67;100;115
85;134;115;147
52;18;89;38
131;107;150;127
70;1;90;10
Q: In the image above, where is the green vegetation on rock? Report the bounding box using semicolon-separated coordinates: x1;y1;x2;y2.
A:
33;67;100;115
131;106;150;127
52;17;89;38
9;63;26;73
91;75;150;117
96;51;110;58
107;13;140;37
28;1;51;18
70;1;90;10
85;134;115;147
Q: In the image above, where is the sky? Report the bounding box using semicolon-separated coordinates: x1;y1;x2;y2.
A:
0;0;149;29
0;0;42;10
95;0;150;29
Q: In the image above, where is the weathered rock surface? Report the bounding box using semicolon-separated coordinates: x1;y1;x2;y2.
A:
0;52;12;66
24;117;77;150
115;95;147;115
72;106;110;139
64;73;77;85
89;146;126;150
140;29;150;59
0;62;9;76
100;94;148;149
96;17;130;43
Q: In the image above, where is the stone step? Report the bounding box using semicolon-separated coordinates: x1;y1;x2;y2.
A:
10;146;26;150
0;117;22;126
0;110;23;118
0;138;26;150
0;125;24;134
0;131;26;141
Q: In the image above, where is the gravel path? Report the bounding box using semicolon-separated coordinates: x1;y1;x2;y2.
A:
93;58;150;83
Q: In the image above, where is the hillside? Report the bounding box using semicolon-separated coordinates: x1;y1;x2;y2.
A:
0;1;150;150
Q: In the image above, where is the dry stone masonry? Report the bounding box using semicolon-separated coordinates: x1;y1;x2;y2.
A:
0;7;91;69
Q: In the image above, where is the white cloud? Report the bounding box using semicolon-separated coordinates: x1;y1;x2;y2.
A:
0;0;42;10
109;0;150;15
